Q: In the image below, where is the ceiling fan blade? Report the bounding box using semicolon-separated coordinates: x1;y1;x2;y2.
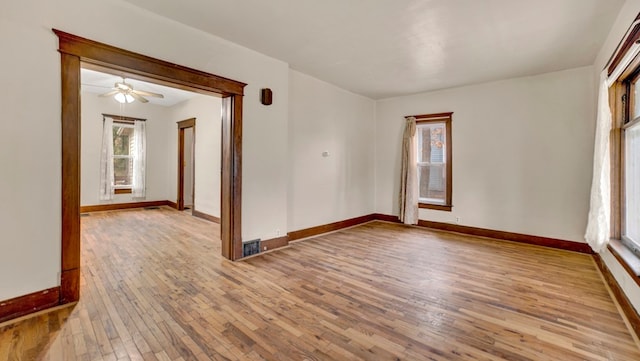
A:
133;89;164;98
99;90;119;97
130;92;149;103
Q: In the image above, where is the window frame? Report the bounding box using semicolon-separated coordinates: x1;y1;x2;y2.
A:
103;113;145;195
412;112;453;212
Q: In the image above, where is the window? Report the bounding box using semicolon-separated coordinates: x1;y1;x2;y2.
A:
112;123;135;191
100;114;146;200
621;70;640;255
414;112;452;211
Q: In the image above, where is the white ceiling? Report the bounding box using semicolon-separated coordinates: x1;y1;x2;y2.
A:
81;68;199;107
123;0;624;99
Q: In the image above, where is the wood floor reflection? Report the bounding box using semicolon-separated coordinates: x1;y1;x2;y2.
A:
1;207;639;360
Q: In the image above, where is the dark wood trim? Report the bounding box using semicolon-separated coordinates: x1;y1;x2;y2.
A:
288;214;376;241
412;112;453;210
54;30;246;96
415;219;593;254
607;13;640;76
60;269;79;304
103;113;146;122
177;118;196;128
220;96;244;260
60;52;81;304
0;287;60;324
80;200;172;213
408;112;454;120
372;213;400;223
167;201;178;210
594;254;640;339
114;188;132;195
54;28;246;320
261;236;289;251
419;203;452;212
192;209;220;224
177;118;196;211
372;213;592;253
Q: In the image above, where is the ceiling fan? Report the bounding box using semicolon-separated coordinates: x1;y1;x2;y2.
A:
99;78;164;104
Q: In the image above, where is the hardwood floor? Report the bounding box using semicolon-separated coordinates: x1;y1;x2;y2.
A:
1;207;639;360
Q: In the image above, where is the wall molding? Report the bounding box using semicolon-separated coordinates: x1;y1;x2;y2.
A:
415;219;593;254
192;209;221;224
288;214;376;241
261;236;289;251
80;200;173;213
594;254;640;340
0;287;60;324
372;214;592;254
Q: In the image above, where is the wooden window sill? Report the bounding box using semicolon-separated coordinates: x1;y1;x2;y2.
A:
608;239;640;287
419;203;452;212
114;188;132;194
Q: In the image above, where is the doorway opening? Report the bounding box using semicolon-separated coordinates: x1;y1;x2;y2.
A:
178;118;196;213
55;29;246;305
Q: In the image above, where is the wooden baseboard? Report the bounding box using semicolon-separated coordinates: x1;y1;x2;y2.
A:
372;213;400;223
0;287;60;323
192;209;220;224
288;214;377;241
594;254;640;340
80;200;171;213
261;236;289;251
167;201;178;210
413;219;593;254
371;213;592;254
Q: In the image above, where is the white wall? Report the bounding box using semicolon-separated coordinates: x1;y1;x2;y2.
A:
376;67;595;242
80;91;173;206
0;0;289;301
168;95;222;218
288;70;376;231
593;0;640;313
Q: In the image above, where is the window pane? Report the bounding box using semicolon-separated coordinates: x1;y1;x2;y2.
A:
417;123;446;163
625;122;640;244
418;164;446;203
113;157;133;186
113;125;134;156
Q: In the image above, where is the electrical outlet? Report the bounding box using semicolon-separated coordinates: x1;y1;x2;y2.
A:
455;216;460;224
275;229;280;236
264;246;267;251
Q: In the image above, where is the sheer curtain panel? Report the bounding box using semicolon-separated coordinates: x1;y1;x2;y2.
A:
132;120;146;198
99;117;114;200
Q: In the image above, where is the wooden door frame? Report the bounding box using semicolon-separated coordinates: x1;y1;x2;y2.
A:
55;29;246;304
177;118;196;211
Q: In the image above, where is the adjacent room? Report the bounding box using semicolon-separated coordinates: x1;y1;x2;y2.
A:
2;0;640;360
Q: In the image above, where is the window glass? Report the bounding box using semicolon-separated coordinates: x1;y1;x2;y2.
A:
112;125;134;187
417;122;447;204
625;121;640;245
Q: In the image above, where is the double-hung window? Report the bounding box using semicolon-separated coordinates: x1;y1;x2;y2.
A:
100;114;146;200
414;112;453;211
112;122;135;192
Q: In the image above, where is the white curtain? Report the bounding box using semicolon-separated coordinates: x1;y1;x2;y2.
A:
99;117;114;200
585;71;612;253
585;38;640;252
132;120;146;198
399;116;419;225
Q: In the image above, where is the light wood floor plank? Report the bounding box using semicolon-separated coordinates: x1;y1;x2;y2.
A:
1;207;639;360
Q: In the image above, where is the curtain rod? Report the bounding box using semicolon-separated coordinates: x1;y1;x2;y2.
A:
102;113;146;122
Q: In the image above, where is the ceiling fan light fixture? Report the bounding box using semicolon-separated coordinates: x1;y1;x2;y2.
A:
114;92;134;104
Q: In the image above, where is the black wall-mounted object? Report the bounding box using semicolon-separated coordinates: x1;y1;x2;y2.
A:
261;88;273;105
